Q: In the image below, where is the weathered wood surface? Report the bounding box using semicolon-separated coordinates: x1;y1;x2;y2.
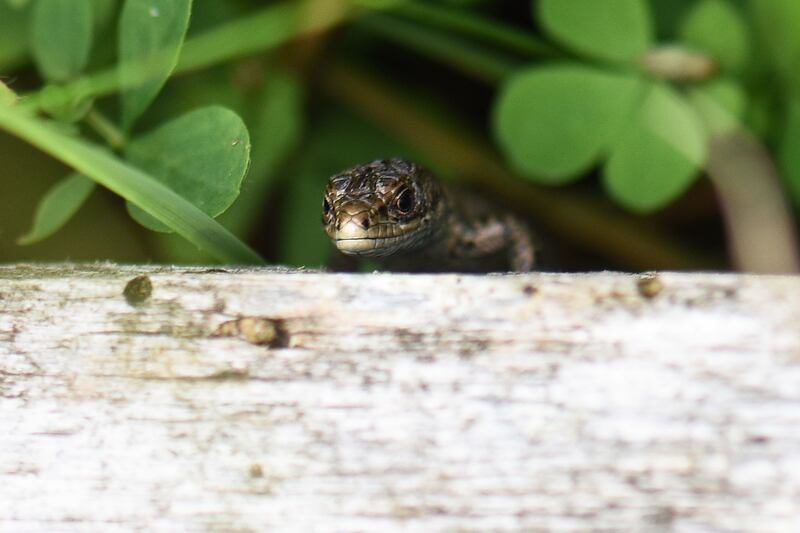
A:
1;264;799;532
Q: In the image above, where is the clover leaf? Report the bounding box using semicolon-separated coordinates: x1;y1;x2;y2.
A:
125;106;250;232
494;0;750;212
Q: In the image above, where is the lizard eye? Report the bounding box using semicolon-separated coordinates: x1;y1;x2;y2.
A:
395;188;415;215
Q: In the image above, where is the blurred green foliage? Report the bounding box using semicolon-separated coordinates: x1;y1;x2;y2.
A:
31;0;93;82
0;0;799;269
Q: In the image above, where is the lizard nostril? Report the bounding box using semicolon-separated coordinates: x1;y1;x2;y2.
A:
348;211;371;230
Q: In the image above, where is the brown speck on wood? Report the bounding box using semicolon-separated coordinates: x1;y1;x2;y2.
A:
214;317;288;347
123;275;152;306
637;274;664;299
209;368;250;381
522;284;537;296
249;463;264;478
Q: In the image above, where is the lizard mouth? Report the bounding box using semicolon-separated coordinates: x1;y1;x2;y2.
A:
334;235;415;256
329;215;427;257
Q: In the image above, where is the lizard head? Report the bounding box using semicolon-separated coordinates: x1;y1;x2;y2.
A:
322;158;447;257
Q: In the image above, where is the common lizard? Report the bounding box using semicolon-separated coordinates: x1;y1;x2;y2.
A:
322;158;535;272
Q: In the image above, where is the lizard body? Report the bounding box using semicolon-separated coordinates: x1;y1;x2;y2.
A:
322;158;535;272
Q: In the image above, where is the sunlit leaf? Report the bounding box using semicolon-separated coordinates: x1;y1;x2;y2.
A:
680;0;750;73
537;0;653;63
688;79;746;135
132;72;303;263
494;63;643;182
125;105;250;232
604;83;706;212
31;0;93;82
18;173;96;245
119;0;192;130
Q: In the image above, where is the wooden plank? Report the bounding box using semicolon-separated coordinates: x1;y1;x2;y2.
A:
1;264;799;531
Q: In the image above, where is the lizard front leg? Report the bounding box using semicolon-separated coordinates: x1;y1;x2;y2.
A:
502;215;535;271
447;213;535;272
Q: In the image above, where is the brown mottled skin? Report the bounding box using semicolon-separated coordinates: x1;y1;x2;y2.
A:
322;158;535;272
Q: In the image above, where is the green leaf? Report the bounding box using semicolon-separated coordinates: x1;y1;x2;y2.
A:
749;0;800;91
604;83;706;212
30;0;93;82
0;102;262;264
117;73;301;265
688;79;746;135
779;98;800;206
493;64;643;183
0;1;31;70
18;172;96;245
119;0;192;131
125;105;250;232
680;0;750;73
537;0;652;63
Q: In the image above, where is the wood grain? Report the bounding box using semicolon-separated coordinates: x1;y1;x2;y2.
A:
1;264;799;531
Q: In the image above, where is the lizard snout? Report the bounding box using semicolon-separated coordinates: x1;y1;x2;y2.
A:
333;201;381;253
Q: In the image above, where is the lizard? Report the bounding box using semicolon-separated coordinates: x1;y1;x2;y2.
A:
321;158;535;272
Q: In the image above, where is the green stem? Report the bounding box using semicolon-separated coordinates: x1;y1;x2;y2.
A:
21;0;362;112
356;13;519;84
0;80;17;106
176;1;354;72
19;0;544;111
391;1;559;58
84;108;127;149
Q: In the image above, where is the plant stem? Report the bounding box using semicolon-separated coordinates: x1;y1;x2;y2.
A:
391;0;559;58
176;0;354;72
20;0;362;112
356;13;518;84
0;80;17;105
706;133;800;273
84;108;127;149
